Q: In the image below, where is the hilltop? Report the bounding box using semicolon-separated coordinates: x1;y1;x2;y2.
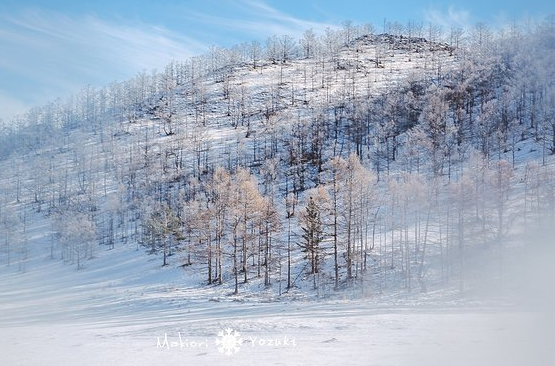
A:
1;19;555;366
0;22;554;303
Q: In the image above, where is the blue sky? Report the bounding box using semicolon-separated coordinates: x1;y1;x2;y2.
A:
0;0;553;122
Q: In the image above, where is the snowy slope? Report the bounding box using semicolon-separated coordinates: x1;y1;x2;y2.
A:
0;244;543;366
1;210;552;365
1;29;555;366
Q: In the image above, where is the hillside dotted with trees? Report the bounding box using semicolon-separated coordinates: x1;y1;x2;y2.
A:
1;18;555;301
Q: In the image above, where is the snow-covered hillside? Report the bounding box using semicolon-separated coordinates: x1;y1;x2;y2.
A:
1;229;551;366
1;20;555;365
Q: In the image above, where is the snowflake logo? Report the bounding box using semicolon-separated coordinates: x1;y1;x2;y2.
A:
215;328;243;356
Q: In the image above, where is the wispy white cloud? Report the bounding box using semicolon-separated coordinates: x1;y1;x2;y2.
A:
423;5;472;30
0;8;207;122
239;0;336;32
0;0;340;122
181;0;339;41
3;9;207;70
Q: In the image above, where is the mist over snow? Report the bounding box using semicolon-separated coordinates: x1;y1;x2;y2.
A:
1;5;555;366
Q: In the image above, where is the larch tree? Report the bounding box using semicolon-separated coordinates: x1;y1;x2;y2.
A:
228;168;264;294
420;88;449;176
326;156;347;288
299;186;330;290
1;206;19;266
300;29;317;59
143;203;181;267
53;209;97;269
207;167;232;284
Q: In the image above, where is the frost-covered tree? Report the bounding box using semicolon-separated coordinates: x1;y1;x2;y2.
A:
299;186;330;289
142;203;181;266
0;206;19;266
152;65;178;136
420;88;449;176
54;210;96;269
300;29;317;59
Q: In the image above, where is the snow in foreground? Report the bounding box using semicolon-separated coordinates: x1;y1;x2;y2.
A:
1;309;546;366
1;240;553;366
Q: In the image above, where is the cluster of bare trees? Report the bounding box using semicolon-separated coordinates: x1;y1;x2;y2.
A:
293;153;554;294
1;17;555;298
0;18;457;160
139;167;281;294
133;149;554;295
